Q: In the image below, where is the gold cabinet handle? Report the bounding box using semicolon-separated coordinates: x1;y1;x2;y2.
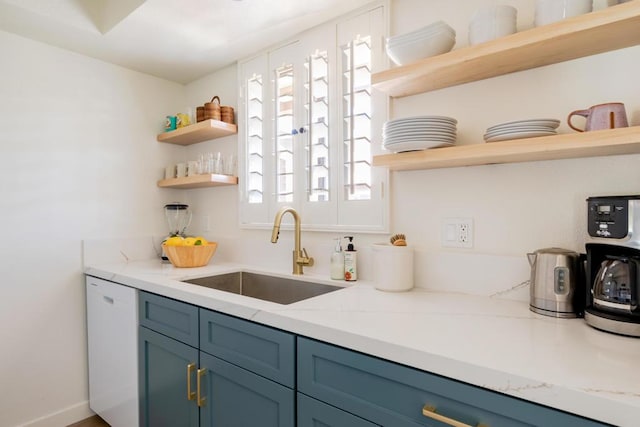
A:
186;363;196;401
196;368;207;407
422;405;488;427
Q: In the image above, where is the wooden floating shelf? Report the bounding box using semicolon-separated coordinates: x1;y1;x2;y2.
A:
157;119;237;145
157;174;238;189
372;127;640;171
372;2;640;98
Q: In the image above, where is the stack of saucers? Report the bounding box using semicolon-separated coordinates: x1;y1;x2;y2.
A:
483;118;560;142
383;116;457;153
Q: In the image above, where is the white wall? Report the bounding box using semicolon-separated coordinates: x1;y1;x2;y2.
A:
183;0;640;297
0;30;186;426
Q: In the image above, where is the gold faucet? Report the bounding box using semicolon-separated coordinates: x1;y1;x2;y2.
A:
271;207;314;275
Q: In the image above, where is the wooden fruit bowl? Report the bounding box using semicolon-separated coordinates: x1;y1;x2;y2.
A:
162;242;218;268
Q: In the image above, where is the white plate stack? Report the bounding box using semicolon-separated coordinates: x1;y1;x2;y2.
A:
483;118;560;142
383;116;457;153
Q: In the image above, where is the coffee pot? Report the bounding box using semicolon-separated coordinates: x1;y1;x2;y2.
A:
527;247;584;318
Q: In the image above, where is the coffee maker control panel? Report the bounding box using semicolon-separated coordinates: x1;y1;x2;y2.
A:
587;196;640;242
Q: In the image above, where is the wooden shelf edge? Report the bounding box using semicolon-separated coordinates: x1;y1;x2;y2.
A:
157;174;238;189
157;119;238;145
373;126;640;171
372;2;640;98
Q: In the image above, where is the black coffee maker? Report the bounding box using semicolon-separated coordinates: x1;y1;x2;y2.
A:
585;195;640;337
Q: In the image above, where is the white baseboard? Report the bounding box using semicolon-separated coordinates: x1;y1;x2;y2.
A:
19;401;94;427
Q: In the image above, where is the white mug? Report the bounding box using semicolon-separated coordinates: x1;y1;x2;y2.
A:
187;160;199;177
176;162;187;178
535;0;592;26
165;165;175;180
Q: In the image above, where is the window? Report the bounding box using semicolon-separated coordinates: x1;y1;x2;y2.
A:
238;3;388;232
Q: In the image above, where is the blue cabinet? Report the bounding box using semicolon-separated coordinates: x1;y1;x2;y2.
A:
199;309;295;387
138;326;199;427
138;291;295;427
297;393;379;427
136;290;609;427
298;337;609;427
200;353;294;427
139;290;199;347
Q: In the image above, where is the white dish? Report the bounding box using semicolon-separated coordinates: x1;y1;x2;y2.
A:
387;26;455;46
386;32;456;65
487;118;560;131
383;126;457;135
385;115;458;125
384;136;456;145
484;126;557;137
385;141;454;152
484;130;557;142
384;123;457;130
386;21;454;44
385;130;457;138
384;132;457;141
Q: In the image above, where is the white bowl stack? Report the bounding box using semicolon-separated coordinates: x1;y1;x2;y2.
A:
383;116;457;153
469;5;517;45
483;118;560;142
385;21;456;66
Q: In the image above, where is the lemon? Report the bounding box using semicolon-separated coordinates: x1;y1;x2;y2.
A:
183;237;197;246
165;236;185;246
194;236;209;246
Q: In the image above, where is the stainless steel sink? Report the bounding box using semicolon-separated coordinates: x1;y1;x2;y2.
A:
182;272;343;305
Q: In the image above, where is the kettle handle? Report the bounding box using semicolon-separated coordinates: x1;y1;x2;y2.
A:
527;252;536;267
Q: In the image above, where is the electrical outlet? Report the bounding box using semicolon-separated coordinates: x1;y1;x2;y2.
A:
442;218;473;248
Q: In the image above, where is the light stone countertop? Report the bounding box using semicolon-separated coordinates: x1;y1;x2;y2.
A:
85;259;640;427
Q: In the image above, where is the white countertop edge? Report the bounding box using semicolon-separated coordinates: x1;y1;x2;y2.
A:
85;261;638;426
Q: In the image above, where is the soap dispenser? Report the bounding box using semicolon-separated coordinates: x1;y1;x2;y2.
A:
344;236;357;281
330;237;344;280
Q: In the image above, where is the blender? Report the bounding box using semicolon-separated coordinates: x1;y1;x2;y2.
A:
164;203;192;237
162;203;192;261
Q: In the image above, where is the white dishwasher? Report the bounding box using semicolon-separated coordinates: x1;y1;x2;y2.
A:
86;276;138;427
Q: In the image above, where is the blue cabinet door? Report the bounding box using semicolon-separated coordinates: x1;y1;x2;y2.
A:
298;393;379;427
199;352;294;427
139;326;199;427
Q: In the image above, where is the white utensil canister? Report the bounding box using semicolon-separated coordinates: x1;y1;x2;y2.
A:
372;243;414;292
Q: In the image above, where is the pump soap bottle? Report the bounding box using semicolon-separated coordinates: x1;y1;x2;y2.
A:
330;237;344;280
344;236;357;281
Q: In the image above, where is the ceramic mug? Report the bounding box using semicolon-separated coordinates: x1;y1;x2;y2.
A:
535;0;592;26
164;165;175;180
187;160;199;177
176;162;187;178
165;115;177;131
567;102;629;132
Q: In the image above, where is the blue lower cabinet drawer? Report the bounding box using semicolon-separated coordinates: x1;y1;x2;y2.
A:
297;338;609;427
298;393;379;427
199;309;295;387
139;291;198;347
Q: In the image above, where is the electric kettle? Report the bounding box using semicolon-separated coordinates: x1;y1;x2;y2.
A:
527;247;584;318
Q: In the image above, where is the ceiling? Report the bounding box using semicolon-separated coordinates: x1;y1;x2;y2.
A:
0;0;373;84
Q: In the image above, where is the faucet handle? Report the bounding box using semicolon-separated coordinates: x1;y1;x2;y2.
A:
300;248;314;266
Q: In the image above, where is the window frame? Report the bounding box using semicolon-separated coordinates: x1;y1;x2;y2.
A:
237;1;389;233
